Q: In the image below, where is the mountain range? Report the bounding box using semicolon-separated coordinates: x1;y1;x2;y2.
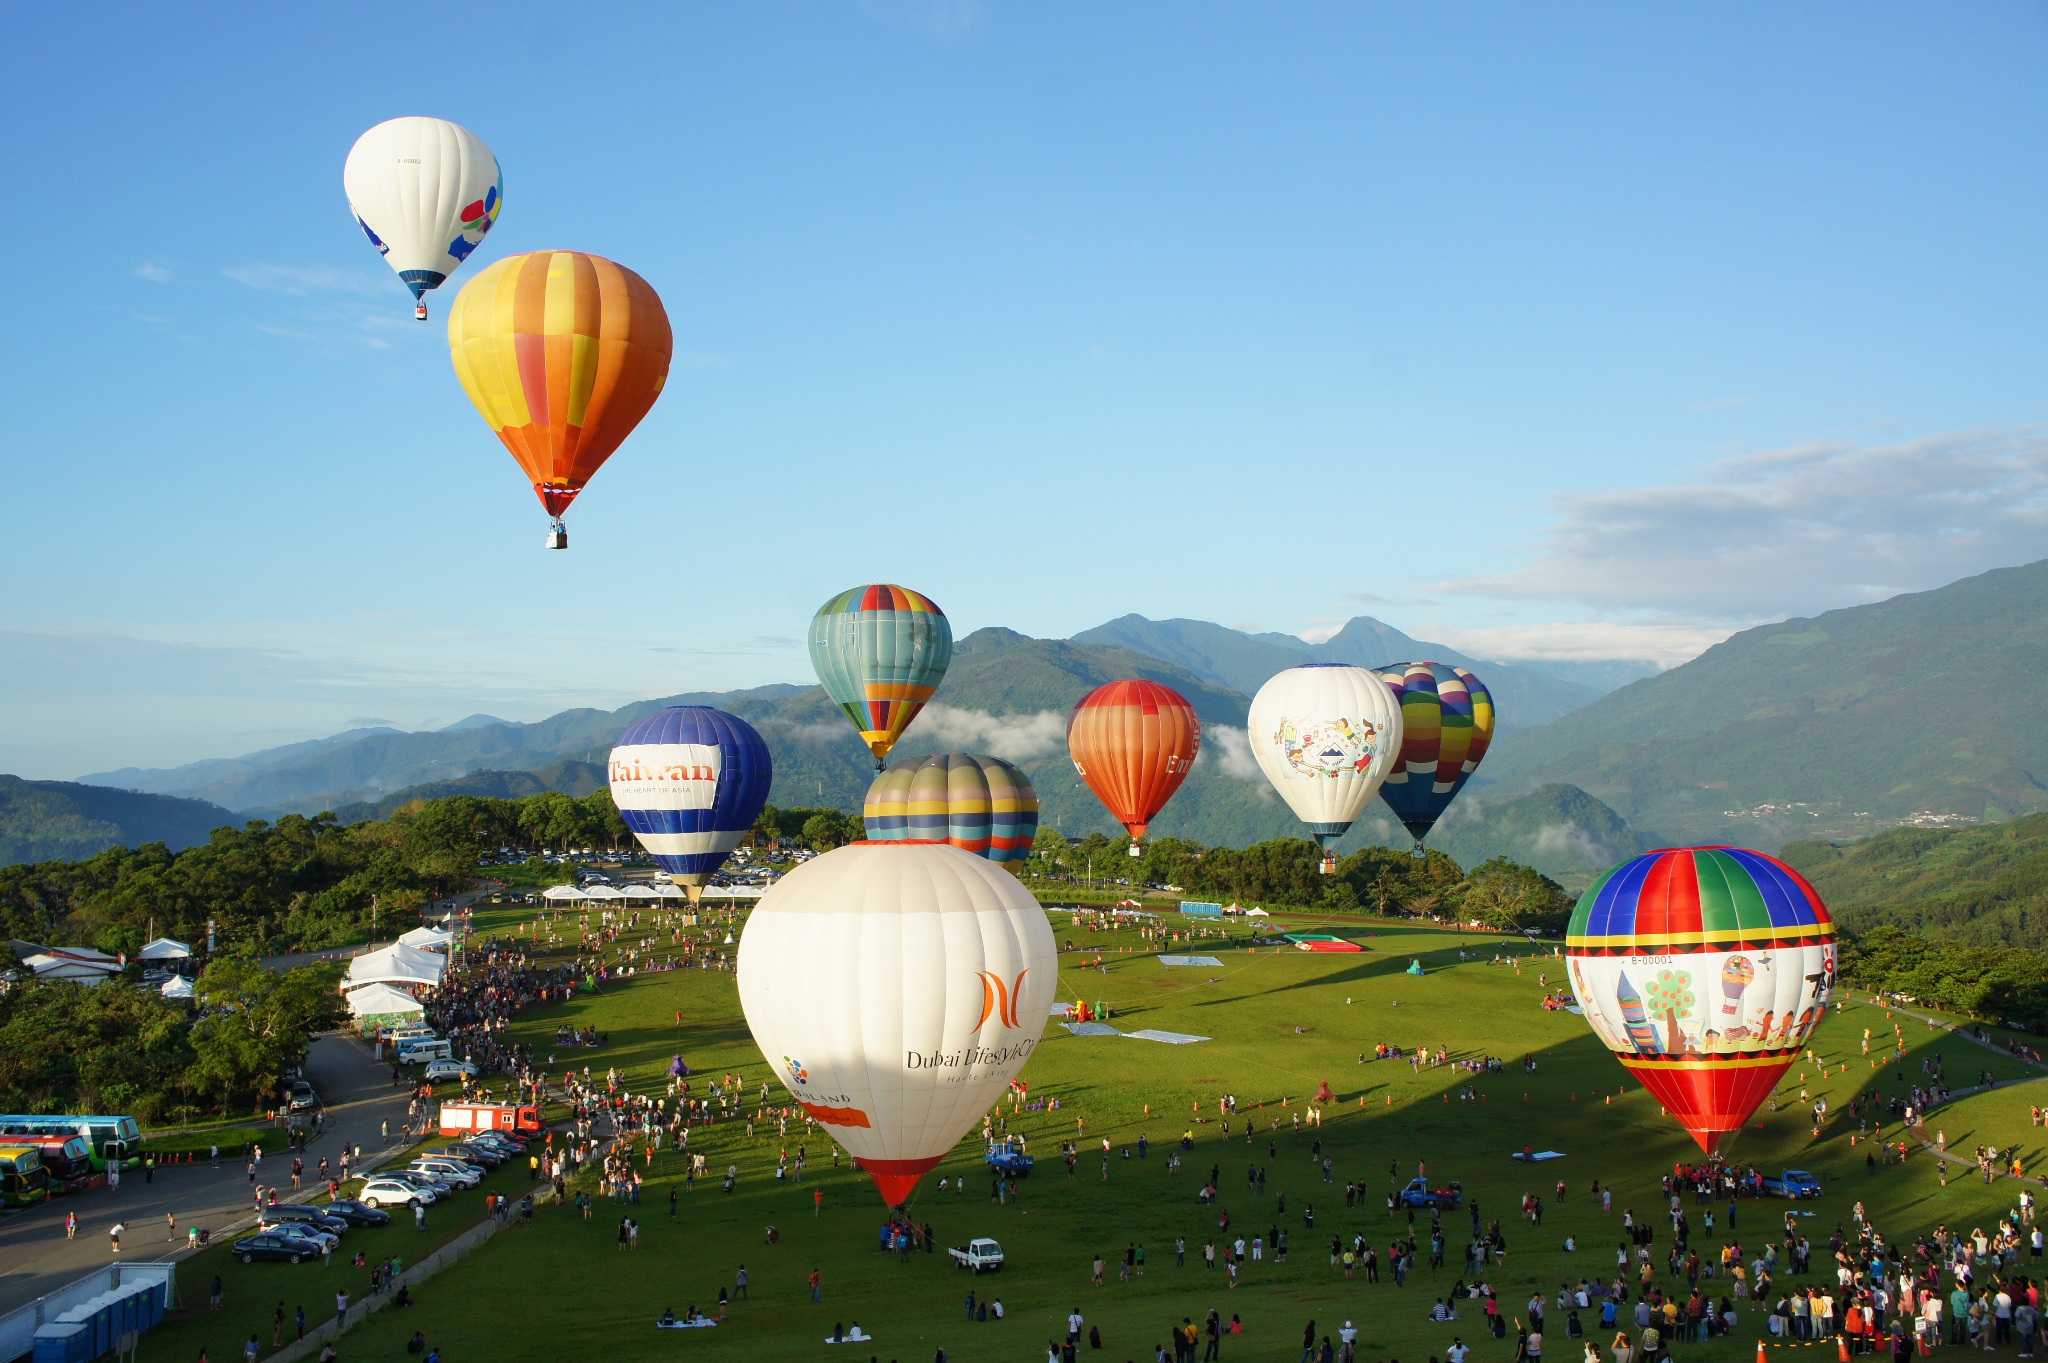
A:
33;562;2048;891
0;776;233;867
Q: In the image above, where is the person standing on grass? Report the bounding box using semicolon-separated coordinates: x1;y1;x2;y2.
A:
809;1268;822;1303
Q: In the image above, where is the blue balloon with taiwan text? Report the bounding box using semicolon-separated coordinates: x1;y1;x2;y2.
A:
607;706;772;900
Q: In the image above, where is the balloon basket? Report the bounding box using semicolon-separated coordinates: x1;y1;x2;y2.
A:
414;302;429;321
545;521;568;550
1319;856;1336;876
1127;843;1142;858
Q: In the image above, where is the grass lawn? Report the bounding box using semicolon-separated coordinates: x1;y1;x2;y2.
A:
139;906;2044;1363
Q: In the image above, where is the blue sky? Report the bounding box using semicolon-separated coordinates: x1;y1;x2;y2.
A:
5;3;2047;775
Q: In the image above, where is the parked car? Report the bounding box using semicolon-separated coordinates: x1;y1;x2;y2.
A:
422;1060;479;1084
286;1081;319;1112
431;1143;503;1167
407;1158;481;1189
358;1177;429;1210
385;1170;451;1198
234;1232;314;1264
949;1238;1006;1273
1762;1169;1823;1199
321;1199;391;1227
260;1206;348;1237
468;1132;528;1155
260;1222;338;1253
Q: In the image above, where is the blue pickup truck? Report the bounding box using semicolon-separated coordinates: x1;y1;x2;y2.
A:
987;1138;1035;1177
1396;1177;1463;1209
1761;1169;1822;1199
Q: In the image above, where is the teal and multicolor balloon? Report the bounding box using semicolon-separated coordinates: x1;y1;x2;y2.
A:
863;753;1038;861
1370;662;1496;851
807;584;953;768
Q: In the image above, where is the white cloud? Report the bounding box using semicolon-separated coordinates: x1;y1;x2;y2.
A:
1428;620;1734;670
222;264;382;296
901;704;1067;762
1199;724;1264;783
134;261;175;283
1437;430;2048;620
1532;823;1610;863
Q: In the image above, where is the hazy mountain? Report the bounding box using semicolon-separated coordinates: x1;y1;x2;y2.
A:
1483;559;2048;847
0;776;234;865
1074;613;1609;728
1781;811;2048;949
319;759;610;825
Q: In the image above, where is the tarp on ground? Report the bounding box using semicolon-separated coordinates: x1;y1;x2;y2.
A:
1060;1022;1122;1037
137;937;192;960
345;982;424;1018
1125;1029;1209;1044
1157;955;1224;967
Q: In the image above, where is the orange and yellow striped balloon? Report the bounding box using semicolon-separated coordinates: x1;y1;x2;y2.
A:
447;250;672;518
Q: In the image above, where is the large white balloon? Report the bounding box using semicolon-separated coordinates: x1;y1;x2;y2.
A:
736;841;1056;1206
1247;664;1405;867
343;117;502;318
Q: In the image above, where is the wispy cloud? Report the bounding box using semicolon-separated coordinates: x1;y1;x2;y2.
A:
1199;724;1265;785
343;716;397;729
1428;619;1734;670
222;264;383;296
1435;430;2048;620
902;704;1066;762
134;261;175;283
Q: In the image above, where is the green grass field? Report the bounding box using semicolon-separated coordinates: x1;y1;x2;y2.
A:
140;907;2045;1363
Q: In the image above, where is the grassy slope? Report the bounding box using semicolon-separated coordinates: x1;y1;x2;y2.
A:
1781;812;2048;947
140;906;2040;1363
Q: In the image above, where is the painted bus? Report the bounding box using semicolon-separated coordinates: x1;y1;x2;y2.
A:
35;1136;99;1191
0;1115;142;1170
0;1146;50;1206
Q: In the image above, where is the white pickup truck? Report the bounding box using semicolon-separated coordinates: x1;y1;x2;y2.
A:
948;1237;1005;1273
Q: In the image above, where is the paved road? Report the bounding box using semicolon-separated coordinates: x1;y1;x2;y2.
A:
0;1033;414;1315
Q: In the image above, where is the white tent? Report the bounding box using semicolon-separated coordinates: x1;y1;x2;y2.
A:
348;943;445;988
652;883;687;899
397;926;454;951
1245;907;1271;917
621;883;657;899
160;975;196;1000
346;982;425;1018
541;885;587;902
137;937;192;961
581;885;624;901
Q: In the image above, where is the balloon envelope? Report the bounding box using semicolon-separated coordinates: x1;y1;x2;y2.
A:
1246;664;1404;849
736;841;1056;1206
447;250;673;519
864;753;1038;862
807;585;952;766
344;117;502;307
1066;680;1200;844
1565;846;1837;1155
1370;662;1496;847
609;706;772;898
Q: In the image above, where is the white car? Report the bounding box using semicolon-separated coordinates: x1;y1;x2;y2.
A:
358;1177;432;1209
408;1158;481;1188
421;1059;478;1083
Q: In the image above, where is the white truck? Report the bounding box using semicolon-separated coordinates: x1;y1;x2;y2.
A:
948;1237;1005;1273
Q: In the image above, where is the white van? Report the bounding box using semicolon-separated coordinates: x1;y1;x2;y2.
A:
388;1027;435;1045
396;1038;453;1065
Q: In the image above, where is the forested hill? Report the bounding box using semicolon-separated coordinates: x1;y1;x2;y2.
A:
1782;810;2048;949
0;776;232;865
1481;559;2048;848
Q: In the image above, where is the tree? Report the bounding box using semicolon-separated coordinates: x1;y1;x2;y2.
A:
802;812;851;851
1457;858;1574;934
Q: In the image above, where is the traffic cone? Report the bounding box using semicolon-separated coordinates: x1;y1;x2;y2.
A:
1837;1335;1851;1362
1759;1341;1770;1363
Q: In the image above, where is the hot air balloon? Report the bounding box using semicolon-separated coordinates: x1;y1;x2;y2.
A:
736;840;1056;1206
344;117;503;321
608;706;772;904
1565;846;1836;1155
864;754;1038;862
1247;664;1405;874
807;585;952;768
447;251;673;548
1067;680;1200;856
1370;662;1496;854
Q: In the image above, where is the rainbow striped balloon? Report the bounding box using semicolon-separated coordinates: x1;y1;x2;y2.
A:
807;585;952;768
1371;662;1496;850
863;753;1038;862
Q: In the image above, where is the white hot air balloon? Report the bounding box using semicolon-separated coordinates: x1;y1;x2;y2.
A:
343;117;503;321
1247;663;1405;874
736;840;1056;1207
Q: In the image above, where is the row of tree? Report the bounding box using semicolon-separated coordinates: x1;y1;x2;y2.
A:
1837;925;2048;1032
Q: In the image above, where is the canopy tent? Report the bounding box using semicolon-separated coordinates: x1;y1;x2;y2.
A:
159;975;195;1000
347;943;445;989
346;982;426;1033
580;885;624;901
397;926;454;951
137;937;192;960
651;883;687;899
541;885;587;902
1244;908;1270;917
621;884;658;899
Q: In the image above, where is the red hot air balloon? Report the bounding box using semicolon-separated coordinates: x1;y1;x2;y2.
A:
1066;680;1200;856
1565;846;1837;1155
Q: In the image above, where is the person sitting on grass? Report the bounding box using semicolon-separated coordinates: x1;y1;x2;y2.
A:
660;1309;677;1327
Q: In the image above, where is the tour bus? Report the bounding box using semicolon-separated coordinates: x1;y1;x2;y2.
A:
35;1136;96;1190
0;1146;50;1206
0;1115;142;1170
